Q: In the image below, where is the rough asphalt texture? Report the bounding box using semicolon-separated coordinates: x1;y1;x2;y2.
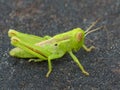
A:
0;0;120;90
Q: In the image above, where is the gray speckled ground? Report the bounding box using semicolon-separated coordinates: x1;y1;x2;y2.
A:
0;0;120;90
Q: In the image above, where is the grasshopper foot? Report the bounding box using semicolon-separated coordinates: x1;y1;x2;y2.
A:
87;46;95;52
83;45;95;52
82;70;89;76
46;70;52;77
28;59;44;62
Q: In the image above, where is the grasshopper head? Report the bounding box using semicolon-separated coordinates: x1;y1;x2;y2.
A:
72;28;85;51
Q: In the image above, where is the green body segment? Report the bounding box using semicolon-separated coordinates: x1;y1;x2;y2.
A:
8;27;95;77
36;28;85;55
9;28;85;59
53;28;85;52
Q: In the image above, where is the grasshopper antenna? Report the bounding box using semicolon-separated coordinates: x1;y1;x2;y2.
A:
85;18;101;33
85;18;103;36
85;26;103;36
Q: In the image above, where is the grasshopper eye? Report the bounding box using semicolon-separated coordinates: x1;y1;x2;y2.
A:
76;32;82;41
54;43;58;46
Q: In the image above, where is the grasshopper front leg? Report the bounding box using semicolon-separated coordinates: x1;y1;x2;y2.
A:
68;51;89;76
82;45;95;52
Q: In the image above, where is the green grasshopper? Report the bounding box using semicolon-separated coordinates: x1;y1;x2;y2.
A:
8;20;102;77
